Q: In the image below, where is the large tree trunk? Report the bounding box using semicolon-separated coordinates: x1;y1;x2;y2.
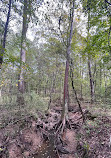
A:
0;0;12;69
61;0;75;128
0;0;11;98
17;0;28;105
18;43;26;94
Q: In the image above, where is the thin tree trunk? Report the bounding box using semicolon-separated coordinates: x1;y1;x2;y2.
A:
62;60;69;122
44;79;48;97
60;76;63;104
38;75;41;95
80;71;83;99
87;1;95;104
104;70;107;103
100;63;102;96
0;89;1;97
80;57;83;99
88;58;94;104
93;61;96;102
70;60;85;122
48;71;57;110
0;0;12;69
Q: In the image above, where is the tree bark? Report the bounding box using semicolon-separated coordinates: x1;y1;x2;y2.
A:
104;70;107;103
62;0;75;126
0;0;12;69
62;60;69;122
100;63;102;96
86;1;95;104
88;58;95;104
80;57;83;99
48;71;57;110
18;0;28;93
70;60;85;122
17;0;28;104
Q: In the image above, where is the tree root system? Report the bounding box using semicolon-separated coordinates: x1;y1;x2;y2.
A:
0;103;111;158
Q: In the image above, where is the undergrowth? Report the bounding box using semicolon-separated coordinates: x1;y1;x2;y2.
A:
0;91;48;128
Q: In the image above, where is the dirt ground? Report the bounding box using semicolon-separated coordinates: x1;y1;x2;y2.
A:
0;101;111;158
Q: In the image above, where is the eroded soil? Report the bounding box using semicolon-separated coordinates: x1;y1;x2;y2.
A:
0;101;111;158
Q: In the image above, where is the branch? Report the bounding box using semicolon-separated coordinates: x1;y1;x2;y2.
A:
105;0;111;5
58;26;67;47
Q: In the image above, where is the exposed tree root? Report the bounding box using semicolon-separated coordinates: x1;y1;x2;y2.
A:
55;117;72;135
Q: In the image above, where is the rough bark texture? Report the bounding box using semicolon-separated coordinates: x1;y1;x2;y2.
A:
17;0;28;105
0;0;12;68
18;0;28;94
62;0;75;125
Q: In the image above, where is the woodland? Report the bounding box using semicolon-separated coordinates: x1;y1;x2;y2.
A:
0;0;111;158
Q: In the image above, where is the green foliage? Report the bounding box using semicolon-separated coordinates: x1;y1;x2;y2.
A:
0;95;17;105
0;91;48;113
0;91;48;128
45;37;65;56
24;91;48;113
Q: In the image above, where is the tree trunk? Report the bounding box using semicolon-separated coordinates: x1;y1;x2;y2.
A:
62;60;69;122
88;58;94;104
17;0;28;105
0;0;11;97
70;60;85;122
61;0;75;127
48;71;57;110
44;79;48;97
100;64;102;96
80;57;83;99
60;76;63;104
80;73;83;99
104;70;107;103
0;0;12;69
0;89;1;97
18;43;26;94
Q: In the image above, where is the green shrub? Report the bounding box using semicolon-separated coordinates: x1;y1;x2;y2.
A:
24;91;48;114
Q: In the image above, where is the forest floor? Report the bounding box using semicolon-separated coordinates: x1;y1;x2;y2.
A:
0;99;111;158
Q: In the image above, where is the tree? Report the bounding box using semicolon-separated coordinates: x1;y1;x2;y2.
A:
61;0;75;130
18;0;28;94
0;0;12;69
